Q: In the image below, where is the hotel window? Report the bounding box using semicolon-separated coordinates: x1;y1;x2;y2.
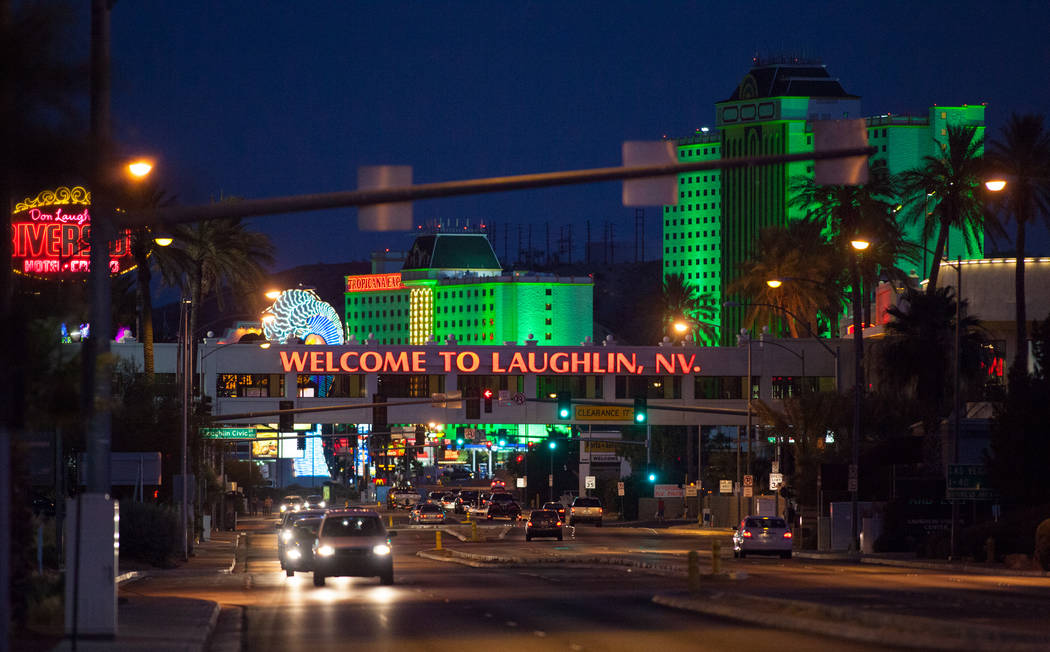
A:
377;374;445;398
545;288;552;295
545;318;552;325
545;333;552;340
545;303;552;310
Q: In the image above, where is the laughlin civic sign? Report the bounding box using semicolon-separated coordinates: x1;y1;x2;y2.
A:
11;186;135;278
278;348;703;376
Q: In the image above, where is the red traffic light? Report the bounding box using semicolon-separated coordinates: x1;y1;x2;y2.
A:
515;454;524;463
482;388;494;399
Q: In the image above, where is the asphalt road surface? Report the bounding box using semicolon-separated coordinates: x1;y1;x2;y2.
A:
121;517;896;651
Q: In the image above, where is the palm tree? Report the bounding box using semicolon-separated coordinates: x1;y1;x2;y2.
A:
728;220;840;338
877;286;986;467
790;160;918;326
125;185;176;380
986;113;1050;374
899;124;991;291
155;217;275;364
660;273;718;344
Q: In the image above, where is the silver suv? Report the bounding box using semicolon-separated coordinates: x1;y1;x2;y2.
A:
569;497;603;526
312;509;396;586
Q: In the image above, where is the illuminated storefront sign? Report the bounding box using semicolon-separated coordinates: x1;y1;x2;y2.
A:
278;348;703;376
345;273;406;292
11;186;135;278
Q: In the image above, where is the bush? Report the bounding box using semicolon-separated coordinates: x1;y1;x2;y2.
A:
119;502;180;568
957;504;1047;562
1036;519;1050;571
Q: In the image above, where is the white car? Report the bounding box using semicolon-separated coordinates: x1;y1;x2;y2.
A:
732;516;793;559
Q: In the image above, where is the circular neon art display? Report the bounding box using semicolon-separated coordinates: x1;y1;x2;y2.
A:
10;186;136;279
262;289;344;345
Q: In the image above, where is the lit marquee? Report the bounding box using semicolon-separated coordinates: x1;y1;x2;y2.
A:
409;286;434;345
262;289;345;345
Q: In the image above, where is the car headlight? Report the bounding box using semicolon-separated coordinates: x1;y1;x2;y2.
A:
286;548;301;560
372;543;391;556
281;529;293;543
280;505;287;512
319;501;326;508
317;544;335;557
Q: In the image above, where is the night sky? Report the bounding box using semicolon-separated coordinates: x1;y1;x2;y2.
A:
102;1;1050;270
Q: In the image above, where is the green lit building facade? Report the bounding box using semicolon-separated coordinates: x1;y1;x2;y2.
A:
343;233;594;348
663;59;985;345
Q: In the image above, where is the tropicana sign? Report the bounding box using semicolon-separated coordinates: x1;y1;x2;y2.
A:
278;348;703;376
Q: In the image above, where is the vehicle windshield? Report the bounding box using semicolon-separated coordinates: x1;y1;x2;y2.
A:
322;516;384;537
574;498;601;507
306;495;322;502
491;494;515;502
294;519;322;537
420;504;442;513
745;517;787;529
531;510;558;520
283;496;302;503
543;502;563;510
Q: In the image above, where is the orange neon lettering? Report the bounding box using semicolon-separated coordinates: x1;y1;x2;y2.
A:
438;351;455;372
491;352;507;373
677;353;699;373
383;351;410;372
615;353;638;375
550;352;569;374
507;352;527;373
280;351;309;372
411;351;426;373
360;351;383;372
654;354;675;374
456;351;480;373
526;352;548;374
570;352;590;373
325;351;338;372
309;351;324;373
592;352;607;373
339;351;359;372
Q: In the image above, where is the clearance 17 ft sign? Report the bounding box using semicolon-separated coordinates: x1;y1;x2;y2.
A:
278;348;703;376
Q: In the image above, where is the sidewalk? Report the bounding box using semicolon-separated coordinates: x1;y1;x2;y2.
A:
52;530;240;652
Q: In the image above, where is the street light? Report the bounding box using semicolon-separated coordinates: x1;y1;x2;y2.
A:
127;159;153;178
984;178;1007;192
548;440;557;502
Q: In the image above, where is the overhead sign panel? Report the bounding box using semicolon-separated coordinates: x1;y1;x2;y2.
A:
575;405;634;421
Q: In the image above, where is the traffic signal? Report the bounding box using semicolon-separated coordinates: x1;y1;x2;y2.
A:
279;400;294;431
414;424;426;447
557;391;571;420
372;394;387;431
515;454;524;463
483;388;494;413
648;471;657;483
633;397;647;423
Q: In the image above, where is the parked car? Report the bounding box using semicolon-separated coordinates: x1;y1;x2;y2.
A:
485;500;521;521
542;501;566;522
282;517;322;576
411;503;446;524
525;509;563;541
569;497;603;526
732;516;793;559
312;509;395;586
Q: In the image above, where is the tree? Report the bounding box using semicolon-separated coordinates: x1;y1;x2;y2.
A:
876;286;986;468
728;220;840;338
125;186;176;379
659;273;718;344
986;113;1050;374
899;124;992;291
155;216;275;353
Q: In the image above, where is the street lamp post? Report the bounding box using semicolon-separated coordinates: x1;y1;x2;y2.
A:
548;441;556;502
848;238;870;553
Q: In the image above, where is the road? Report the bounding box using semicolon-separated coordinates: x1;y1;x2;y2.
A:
121;516;892;651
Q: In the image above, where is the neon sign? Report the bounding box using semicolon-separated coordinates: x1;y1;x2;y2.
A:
10;186;135;278
278;348;703;376
345;273;406;292
262;288;344;345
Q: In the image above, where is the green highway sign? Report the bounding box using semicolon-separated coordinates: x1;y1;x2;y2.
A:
201;427;257;440
947;464;997;500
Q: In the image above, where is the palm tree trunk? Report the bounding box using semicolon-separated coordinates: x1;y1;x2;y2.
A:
926;223;951;291
1013;220;1027;374
132;234;155;379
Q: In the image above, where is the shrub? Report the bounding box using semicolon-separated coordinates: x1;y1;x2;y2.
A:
1036;519;1050;571
119;502;180;568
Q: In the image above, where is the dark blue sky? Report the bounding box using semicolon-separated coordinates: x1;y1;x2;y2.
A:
107;1;1050;270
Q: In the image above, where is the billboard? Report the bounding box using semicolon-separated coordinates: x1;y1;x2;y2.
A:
11;186;136;278
251;437;278;459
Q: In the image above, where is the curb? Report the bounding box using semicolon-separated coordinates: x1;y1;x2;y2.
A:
116;570;143;584
860;556;1050;577
426;548;746;579
653;590;1050;651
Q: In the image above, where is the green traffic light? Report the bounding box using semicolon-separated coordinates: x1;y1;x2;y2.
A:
648;473;656;482
548;441;556;450
635;413;646;423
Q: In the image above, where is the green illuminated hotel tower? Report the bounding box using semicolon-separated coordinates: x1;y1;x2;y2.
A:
662;58;984;345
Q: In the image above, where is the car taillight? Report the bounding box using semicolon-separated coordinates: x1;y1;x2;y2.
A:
526;521;533;527
571;507;576;513
598;507;603;514
556;522;562;527
783;531;793;539
742;530;753;538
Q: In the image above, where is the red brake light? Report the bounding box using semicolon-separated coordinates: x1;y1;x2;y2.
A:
571;507;576;513
783;531;793;539
556;521;562;527
598;507;603;514
526;521;532;527
742;530;753;538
